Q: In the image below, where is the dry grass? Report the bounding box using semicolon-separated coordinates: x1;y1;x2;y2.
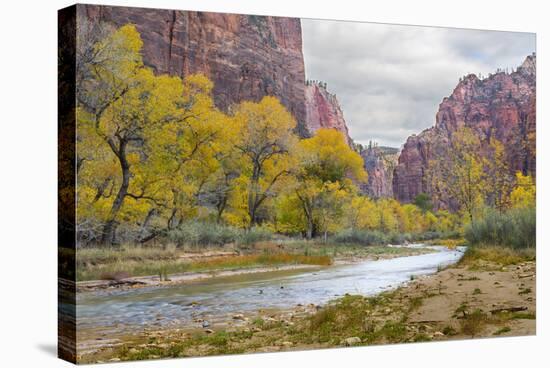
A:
459;245;535;270
188;253;332;270
76;247;332;281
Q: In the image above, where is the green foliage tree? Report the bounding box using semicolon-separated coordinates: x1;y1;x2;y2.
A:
414;193;432;213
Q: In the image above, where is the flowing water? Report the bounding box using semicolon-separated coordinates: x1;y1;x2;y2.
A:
76;245;464;345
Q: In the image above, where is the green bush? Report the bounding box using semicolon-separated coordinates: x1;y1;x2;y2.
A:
166;221;239;247
413;230;460;241
465;207;535;249
237;226;274;245
388;232;412;244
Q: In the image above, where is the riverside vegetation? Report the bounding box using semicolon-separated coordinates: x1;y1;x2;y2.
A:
74;23;536;362
75;24;534;273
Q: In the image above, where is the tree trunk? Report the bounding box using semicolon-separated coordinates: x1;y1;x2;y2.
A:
101;140;130;245
216;196;227;224
247;161;262;229
306;216;314;240
138;209;157;242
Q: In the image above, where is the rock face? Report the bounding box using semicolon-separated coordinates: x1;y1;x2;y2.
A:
393;54;536;203
79;4;309;135
304;81;352;144
360;145;399;198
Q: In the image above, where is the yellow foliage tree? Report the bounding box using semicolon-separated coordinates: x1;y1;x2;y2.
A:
510;172;536;208
344;196;378;230
77;24;227;244
428;127;487;222
232;96;298;228
486;136;514;211
294;128;367;239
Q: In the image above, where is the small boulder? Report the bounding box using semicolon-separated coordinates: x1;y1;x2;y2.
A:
232;313;245;320
343;337;362;346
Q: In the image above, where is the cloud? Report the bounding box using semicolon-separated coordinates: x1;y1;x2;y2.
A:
301;19;536;147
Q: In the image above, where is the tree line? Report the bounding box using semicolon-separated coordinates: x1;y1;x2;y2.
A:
75;24;535;247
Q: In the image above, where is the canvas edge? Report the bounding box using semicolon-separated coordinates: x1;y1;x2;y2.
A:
58;3;77;364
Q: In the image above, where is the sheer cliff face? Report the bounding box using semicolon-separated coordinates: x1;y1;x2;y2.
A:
393;54;537;203
304;81;352;144
360;146;399;198
80;4;308;135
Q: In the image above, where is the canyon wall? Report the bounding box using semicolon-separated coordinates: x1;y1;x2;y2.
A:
393;54;536;203
79;4;309;135
304;81;352;144
360;145;399;198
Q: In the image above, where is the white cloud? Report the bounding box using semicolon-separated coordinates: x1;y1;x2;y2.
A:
302;19;536;147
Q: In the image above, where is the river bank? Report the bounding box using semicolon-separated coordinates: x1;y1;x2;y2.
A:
78;246;535;363
76;243;434;292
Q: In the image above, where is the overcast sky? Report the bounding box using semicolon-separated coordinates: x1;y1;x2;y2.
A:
302;20;536;147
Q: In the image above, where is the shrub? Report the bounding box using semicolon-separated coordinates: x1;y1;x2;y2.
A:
465;207;535;249
166;221;239;247
388;232;412;244
460;309;488;337
460;246;535;267
237;226;274;245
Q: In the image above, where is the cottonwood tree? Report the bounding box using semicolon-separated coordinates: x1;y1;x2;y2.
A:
77;25;226;245
510;172;536;208
294;129;367;239
486;137;514;211
428;127;488;222
233;96;298;228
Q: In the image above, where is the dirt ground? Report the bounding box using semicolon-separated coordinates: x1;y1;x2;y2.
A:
393;260;536;339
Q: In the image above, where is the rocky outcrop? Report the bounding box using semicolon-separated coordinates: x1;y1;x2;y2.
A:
393;54;536;203
304;81;352;144
360;145;399;198
79;4;309;135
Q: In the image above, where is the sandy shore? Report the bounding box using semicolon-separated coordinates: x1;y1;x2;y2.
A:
385;259;536;339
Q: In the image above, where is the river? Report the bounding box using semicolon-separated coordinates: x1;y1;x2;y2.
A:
76;244;464;348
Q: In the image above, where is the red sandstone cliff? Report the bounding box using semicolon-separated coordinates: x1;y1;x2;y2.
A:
79;4;309;135
304;81;352;144
393;54;536;203
360;145;399;198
